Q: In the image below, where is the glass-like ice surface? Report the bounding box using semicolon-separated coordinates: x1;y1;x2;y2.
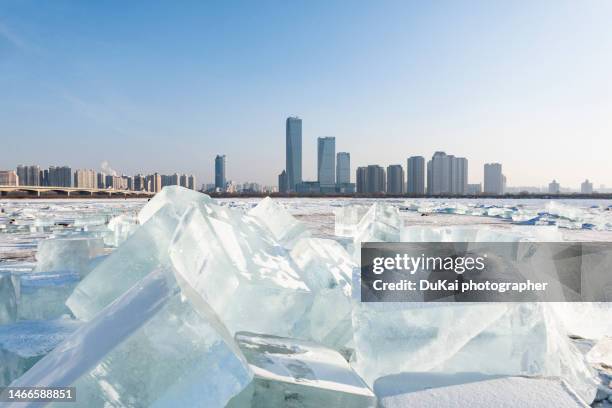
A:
228;332;376;408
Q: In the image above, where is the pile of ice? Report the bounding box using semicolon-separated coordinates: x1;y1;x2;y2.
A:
2;187;611;406
402;200;612;231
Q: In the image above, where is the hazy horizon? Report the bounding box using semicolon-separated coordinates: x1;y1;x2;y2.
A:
1;1;611;188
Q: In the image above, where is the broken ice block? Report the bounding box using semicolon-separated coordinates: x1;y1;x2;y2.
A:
334;205;370;238
290;238;355;348
67;204;180;321
249;197;309;245
17;272;79;321
169;204;313;338
354;203;401;244
0;272;17;325
351;300;597;403
0;318;81;386
138;185;213;225
34;237;104;276
9;268;253;408
228;332;376;408
105;214;139;247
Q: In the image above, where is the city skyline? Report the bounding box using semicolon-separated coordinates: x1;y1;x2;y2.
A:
1;2;612;187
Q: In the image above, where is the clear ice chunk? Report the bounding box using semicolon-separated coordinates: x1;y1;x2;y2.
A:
17;272;79;321
228;332;376;408
105;214;139;247
34;237;104;276
0;317;81;386
334;205;370;238
289;238;355;348
137;185;213;225
248;197;309;246
353;203;401;244
169;204;313;338
66;204;180;321
0;272;17;325
9;268;253;408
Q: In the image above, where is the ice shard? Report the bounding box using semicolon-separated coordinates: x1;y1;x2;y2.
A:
353;203;401;244
34;237;104;276
0;272;17;325
169;204;312;338
289;238;355;348
248;197;309;246
334;205;370;238
228;332;376;408
0;318;81;387
105;214;139;247
8;268;253;408
66;204;180;321
17;272;80;321
137;185;213;225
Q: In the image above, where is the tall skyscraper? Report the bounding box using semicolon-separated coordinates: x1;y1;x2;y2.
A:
407;156;425;195
285;116;302;192
336;152;350;184
366;165;386;194
483;163;504;195
317;137;336;189
215;154;226;190
356;167;367;193
278;170;288;193
581;179;593;194
386;165;404;194
188;175;196;190
451;157;468;195
427;152;468;195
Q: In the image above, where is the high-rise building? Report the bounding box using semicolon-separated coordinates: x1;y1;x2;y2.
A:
317;137;336;190
97;173;106;189
427;152;468;195
356;167;368;194
180;174;188;188
16;165;41;186
366;165;386;194
451;157;468;195
386;165;404;194
484;163;504;195
406;156;425;195
548;180;560;194
285;116;302;192
133;174;145;191
74;169;97;188
215;155;226;190
0;170;18;186
188;175;196;190
46;166;72;187
581;179;593;194
336;152;350;184
278;170;288;193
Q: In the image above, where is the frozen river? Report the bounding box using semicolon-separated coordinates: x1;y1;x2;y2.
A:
2;197;612;264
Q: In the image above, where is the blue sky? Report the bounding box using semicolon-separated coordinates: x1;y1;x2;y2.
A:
1;0;611;188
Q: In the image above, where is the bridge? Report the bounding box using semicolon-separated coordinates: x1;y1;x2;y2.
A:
0;186;155;198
